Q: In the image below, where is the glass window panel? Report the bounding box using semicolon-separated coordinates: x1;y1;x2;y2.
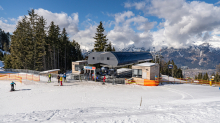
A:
139;69;142;76
133;69;138;75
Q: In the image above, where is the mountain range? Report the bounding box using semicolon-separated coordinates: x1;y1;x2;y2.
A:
82;43;220;70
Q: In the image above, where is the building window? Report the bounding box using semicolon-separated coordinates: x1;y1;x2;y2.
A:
75;65;80;71
107;57;110;60
93;57;95;59
75;65;83;71
132;69;142;78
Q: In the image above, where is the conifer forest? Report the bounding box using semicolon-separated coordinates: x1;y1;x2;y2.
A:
3;9;83;72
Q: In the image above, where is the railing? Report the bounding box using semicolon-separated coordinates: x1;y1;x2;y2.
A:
4;69;40;74
159;77;220;87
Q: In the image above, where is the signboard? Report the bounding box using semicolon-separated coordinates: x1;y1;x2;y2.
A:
168;64;173;69
84;66;96;70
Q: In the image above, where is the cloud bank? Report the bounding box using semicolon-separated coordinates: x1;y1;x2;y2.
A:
126;0;220;50
2;0;220;51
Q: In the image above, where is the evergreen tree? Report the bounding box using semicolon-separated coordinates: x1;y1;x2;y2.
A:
106;42;112;51
60;28;68;71
35;16;47;70
215;72;219;82
10;16;33;69
4;54;12;68
0;29;10;51
203;72;209;80
47;21;60;69
93;21;108;52
112;47;115;51
195;75;198;80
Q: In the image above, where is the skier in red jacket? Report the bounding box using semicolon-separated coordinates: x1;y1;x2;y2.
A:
103;76;106;85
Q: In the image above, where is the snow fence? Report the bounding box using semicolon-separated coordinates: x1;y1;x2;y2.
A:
0;73;40;83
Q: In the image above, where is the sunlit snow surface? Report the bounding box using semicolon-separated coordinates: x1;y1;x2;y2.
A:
0;75;220;123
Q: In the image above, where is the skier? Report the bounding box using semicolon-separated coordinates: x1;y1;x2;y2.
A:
48;73;51;82
63;73;66;82
57;74;60;83
60;76;63;86
10;81;16;91
92;73;94;81
103;76;106;85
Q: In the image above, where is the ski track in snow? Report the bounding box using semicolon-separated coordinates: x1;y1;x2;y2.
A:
0;79;220;123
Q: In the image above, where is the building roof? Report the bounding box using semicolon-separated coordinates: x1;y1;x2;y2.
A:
88;52;153;67
39;69;60;74
75;60;87;63
133;62;158;67
111;52;152;66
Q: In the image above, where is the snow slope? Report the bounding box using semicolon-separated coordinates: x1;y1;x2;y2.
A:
0;77;220;122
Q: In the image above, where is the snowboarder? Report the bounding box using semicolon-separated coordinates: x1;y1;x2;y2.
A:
63;73;66;82
60;76;63;86
103;76;106;85
48;73;51;82
57;74;60;83
10;81;16;91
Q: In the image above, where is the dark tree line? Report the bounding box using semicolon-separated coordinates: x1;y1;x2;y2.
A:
0;28;10;60
152;59;183;78
4;9;83;72
195;72;220;82
0;28;10;52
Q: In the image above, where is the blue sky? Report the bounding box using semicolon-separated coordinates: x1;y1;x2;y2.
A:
1;0;220;50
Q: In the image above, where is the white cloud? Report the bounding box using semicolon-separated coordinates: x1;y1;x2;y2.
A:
35;8;79;34
0;20;16;32
0;5;3;10
71;25;97;50
215;1;220;5
107;11;155;50
125;0;220;50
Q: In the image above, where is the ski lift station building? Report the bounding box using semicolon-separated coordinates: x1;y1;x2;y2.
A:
72;52;160;84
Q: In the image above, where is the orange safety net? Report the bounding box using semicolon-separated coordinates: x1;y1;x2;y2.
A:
0;73;40;83
0;74;22;83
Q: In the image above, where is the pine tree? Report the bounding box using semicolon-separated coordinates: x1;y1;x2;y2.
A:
35;16;47;70
112;47;115;51
106;42;112;51
93;21;108;52
215;72;219;82
203;72;209;80
10;16;33;69
195;75;198;80
47;21;60;69
60;28;68;71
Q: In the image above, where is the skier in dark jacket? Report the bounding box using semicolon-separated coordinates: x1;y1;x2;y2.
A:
57;75;60;83
10;81;16;91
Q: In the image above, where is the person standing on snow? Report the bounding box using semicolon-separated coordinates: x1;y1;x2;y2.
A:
48;73;51;82
57;74;60;83
60;76;63;86
103;76;106;85
10;81;16;91
63;73;66;82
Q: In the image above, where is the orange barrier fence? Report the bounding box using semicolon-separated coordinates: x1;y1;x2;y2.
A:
0;73;40;83
0;74;22;83
125;78;159;86
159;77;220;87
125;77;220;87
17;73;40;81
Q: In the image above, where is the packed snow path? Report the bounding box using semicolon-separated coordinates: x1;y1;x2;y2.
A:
0;80;220;123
